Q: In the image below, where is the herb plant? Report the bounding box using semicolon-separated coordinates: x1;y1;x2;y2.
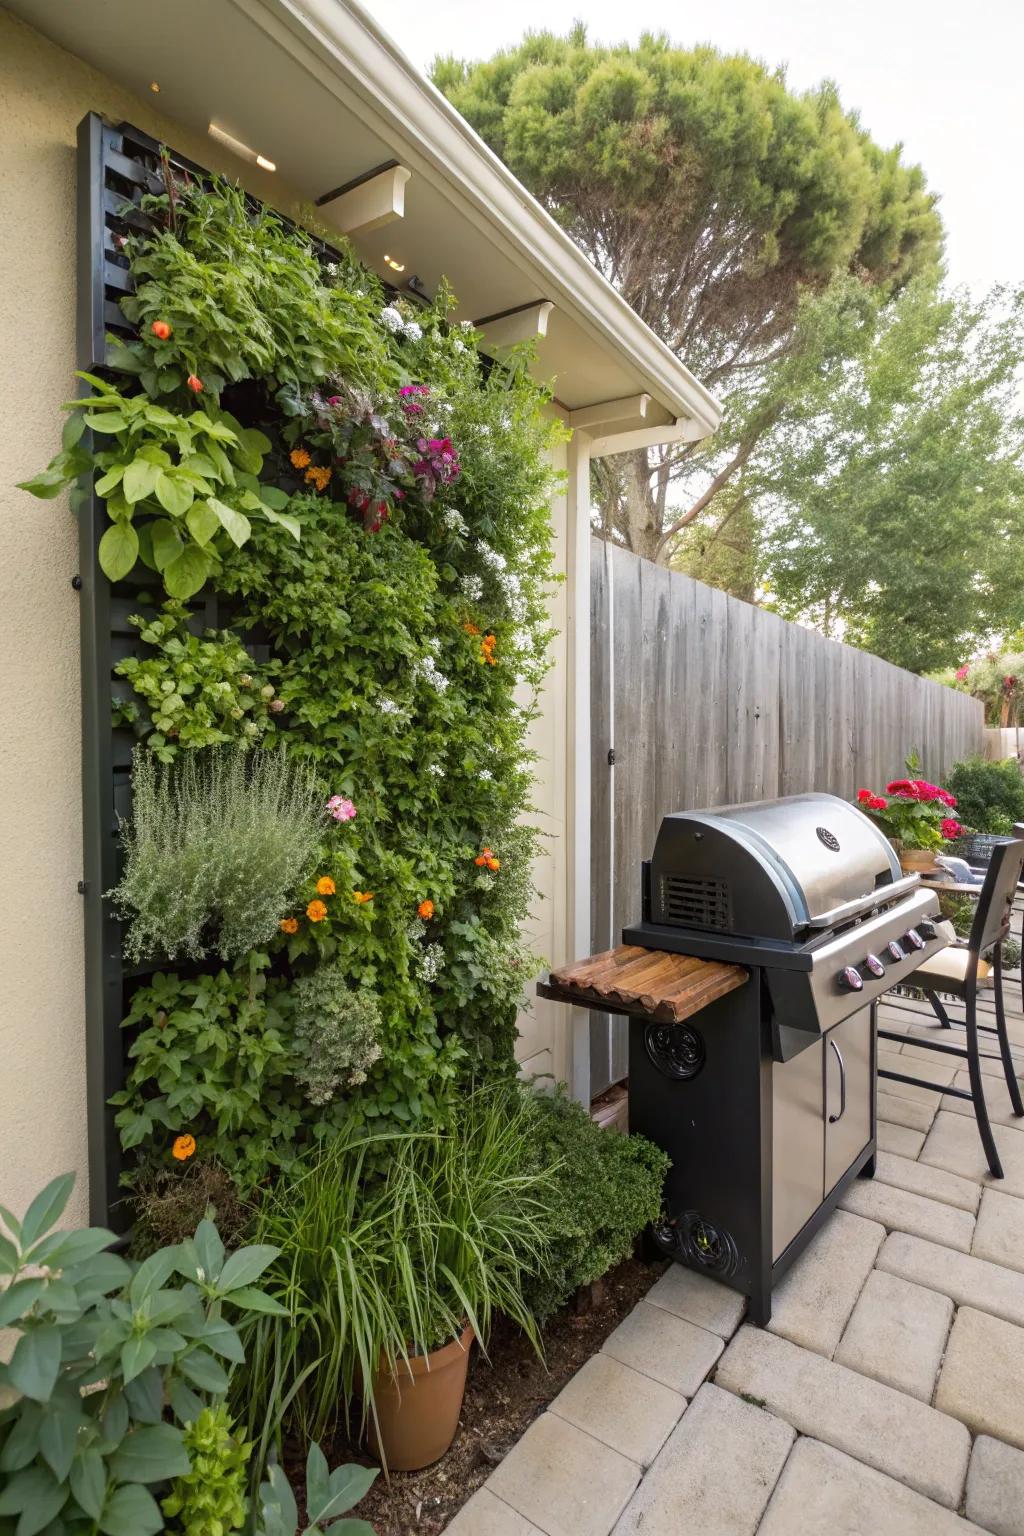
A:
292;970;382;1104
161;1405;251;1536
109;747;324;963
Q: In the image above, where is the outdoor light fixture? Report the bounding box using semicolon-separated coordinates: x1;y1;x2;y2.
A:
383;254;406;272
207;121;275;173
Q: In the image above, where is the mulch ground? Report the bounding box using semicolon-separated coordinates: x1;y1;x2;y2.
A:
327;1254;667;1535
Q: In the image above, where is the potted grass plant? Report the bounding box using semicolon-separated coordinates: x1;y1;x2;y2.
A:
854;777;962;874
244;1085;555;1472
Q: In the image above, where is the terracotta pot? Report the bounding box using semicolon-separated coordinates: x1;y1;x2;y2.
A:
896;845;938;875
368;1323;474;1471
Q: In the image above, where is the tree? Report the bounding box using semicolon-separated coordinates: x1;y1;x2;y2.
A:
755;281;1024;672
434;28;943;560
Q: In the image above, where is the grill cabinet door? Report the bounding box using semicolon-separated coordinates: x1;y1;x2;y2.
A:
824;1011;872;1192
771;1039;825;1260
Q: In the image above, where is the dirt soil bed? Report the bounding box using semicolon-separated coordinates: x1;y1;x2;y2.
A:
333;1254;667;1534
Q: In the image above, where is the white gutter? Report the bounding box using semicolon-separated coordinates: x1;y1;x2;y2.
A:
235;0;723;440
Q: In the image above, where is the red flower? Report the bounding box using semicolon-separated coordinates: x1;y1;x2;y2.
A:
856;788;873;804
868;795;888;811
187;374;203;393
150;319;172;341
941;818;963;840
886;779;917;799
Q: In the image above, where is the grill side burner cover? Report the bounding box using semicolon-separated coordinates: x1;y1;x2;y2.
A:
649;793;902;942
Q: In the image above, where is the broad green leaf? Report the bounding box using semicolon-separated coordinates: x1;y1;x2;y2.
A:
98;1482;164;1536
97;522;139;584
0;1202;22;1240
182;1220;224;1285
120;1334;157;1385
122;459;159;504
259;1465;297;1534
207;497;251;549
306;1442;329;1520
83;413;127;434
39;1399;82;1481
0;1278;45;1328
7;1325;61;1402
197;1316;245;1364
178;1348;228;1394
0;1402;42;1471
162;544;210;600
27;1227;116;1272
129;1248;180;1308
167;1375;204;1425
0;1464;67;1536
259;483;290;509
311;1460;379;1521
148;518;184;574
123;1363;164;1425
61;413;86;451
101;1390;129;1446
65;1251;131;1308
94;463;127;497
218;1244;279;1294
154;469;194;518
263;507;302;541
109;1424;189;1484
16;469;67;500
0;1230;19;1274
224;1285;288;1315
185;498;220;547
69;1448;107;1521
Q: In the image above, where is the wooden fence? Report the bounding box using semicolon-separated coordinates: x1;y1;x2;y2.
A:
588;540;985;1095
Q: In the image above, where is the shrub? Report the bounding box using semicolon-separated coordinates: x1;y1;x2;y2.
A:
242;1085;555;1448
161;1405;251;1536
946;755;1024;834
109;747;324;962
292;970;382;1104
523;1091;670;1321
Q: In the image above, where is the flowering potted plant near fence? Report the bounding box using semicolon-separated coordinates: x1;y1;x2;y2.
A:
855;779;962;873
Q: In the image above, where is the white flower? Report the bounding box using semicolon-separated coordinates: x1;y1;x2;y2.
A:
428;762;445;777
478;543;507;572
415;655;449;693
403;320;423;342
380;305;404;333
452;338;466;353
417;942;445;982
378;696;402;715
442;509;468;536
459;573;484;602
326;262;339;276
478;768;493;782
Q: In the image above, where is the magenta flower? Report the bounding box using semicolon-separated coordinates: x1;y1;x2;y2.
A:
941;818;963;840
955;665;969;681
327;795;357;822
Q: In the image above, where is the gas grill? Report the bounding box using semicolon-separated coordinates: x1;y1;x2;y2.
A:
541;792;953;1325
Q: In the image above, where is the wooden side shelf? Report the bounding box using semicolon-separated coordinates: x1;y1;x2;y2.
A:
539;944;748;1023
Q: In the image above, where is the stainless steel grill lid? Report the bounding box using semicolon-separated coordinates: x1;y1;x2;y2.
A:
648;793;905;942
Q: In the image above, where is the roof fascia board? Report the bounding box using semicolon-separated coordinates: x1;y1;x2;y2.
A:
232;0;723;436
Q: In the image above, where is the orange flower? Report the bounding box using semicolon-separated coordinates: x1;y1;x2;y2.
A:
172;1134;196;1161
417;899;434;920
474;855;487;866
307;899;329;922
463;620;480;636
353;890;374;904
316;876;337;896
305;465;332;492
279;916;299;934
290;447;312;469
150;319;172;341
486;857;500;872
479;634;497;666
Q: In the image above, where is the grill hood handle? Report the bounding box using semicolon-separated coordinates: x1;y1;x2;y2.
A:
805;872;920;929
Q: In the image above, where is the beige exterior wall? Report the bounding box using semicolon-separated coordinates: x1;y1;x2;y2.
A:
0;10;581;1223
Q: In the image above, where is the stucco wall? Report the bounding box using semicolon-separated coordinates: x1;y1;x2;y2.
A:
0;10;576;1225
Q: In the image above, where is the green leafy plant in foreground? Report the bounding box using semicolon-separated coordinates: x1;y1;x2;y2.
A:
160;1404;250;1536
109;747;324;963
0;1174;283;1536
258;1444;376;1536
18;372;299;598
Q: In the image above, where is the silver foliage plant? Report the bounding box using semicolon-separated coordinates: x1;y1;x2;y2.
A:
292;971;383;1105
110;747;324;963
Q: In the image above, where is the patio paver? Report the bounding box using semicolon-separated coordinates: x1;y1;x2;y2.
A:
834;1268;953;1402
838;1175;976;1251
873;1148;982;1213
972;1188;1024;1271
445;1488;545;1536
877;1120;927;1156
600;1301;723;1395
757;1437;987;1535
547;1353;685;1468
966;1435;1024;1536
642;1264;746;1337
877;1231;1024;1328
714;1324;971;1507
485;1412;640;1536
878;1047;957;1101
942;1072;1024;1128
935;1307;1024;1449
611;1384;794;1536
765;1208;883;1356
878;1090;938;1133
921;1110;1024;1195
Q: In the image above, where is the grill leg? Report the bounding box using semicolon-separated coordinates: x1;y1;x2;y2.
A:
993;947;1024;1118
747;1283;772;1327
965;991;1004;1179
859;1154;876;1179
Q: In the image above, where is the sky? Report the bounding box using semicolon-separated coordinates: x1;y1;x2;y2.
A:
364;0;1023;295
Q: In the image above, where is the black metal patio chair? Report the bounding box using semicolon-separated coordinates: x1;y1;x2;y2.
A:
878;825;1024;1179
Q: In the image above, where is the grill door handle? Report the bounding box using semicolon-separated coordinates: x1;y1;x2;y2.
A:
828;1039;847;1123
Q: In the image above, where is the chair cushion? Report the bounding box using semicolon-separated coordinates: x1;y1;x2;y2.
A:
912;946;993;992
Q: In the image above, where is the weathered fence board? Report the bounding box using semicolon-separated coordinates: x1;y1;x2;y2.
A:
589;540;985;1096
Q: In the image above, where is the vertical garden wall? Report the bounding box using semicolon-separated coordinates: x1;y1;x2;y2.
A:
31;113;566;1230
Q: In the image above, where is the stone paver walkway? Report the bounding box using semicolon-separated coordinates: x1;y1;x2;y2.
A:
447;978;1024;1536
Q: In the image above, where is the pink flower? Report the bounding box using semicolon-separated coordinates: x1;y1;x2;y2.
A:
955;665;969;681
856;788;873;804
941;818;963;840
868;795;888;811
327;795;357;823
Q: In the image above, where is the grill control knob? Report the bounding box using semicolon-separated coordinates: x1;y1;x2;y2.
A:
838;965;864;991
904;928;925;951
863;953;886;978
886;940;906;963
917;920;938;941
